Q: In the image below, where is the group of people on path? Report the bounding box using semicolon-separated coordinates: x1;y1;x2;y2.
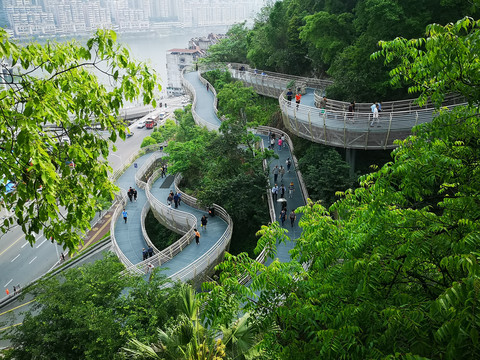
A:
286;88;302;109
142;246;154;260
269;133;286;151
128;187;138;202
279;208;296;228
167;190;182;208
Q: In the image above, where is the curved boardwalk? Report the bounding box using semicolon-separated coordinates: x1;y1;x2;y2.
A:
228;65;465;150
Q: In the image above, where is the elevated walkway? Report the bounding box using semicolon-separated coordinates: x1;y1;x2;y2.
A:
227;63;466;150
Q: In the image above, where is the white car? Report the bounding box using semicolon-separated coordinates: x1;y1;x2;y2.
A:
137;120;146;129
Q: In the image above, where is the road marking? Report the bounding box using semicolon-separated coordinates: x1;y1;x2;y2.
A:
0;300;35;317
21;242;29;248
36;238;47;248
0;323;22;331
10;254;20;262
29;256;37;264
4;279;12;287
0;234;24;256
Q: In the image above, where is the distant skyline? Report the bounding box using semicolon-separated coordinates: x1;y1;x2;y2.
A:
0;0;268;38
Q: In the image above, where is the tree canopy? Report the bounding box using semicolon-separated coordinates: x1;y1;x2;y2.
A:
200;16;480;359
0;29;159;252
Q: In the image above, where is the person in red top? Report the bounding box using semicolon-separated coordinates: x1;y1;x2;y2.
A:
295;92;302;109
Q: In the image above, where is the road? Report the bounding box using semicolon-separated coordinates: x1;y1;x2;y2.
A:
0;97;189;303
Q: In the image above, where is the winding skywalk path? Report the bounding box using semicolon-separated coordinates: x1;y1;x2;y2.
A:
109;68;309;285
227;64;466;150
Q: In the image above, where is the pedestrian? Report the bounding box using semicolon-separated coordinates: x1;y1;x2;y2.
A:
278;138;282;151
271;184;279;201
161;165;166;178
61;252;65;261
378;102;382;112
286;158;292;172
280;166;285;180
286;88;293;105
290;210;296;228
288;182;295;198
148;246;153;258
319;96;327;110
279;208;287;227
122;208;127;223
133;188;138;202
281;134;286;148
5;288;9;296
270;137;275;150
201;215;208;230
142;248;148;261
195;63;198;71
167;193;173;206
177;192;182;206
194;228;200;245
206;83;209;91
370;104;379;127
147;262;154;273
13;286;17;295
295;92;302;109
272;165;279;182
128;187;133;202
280;184;286;198
371;102;377;113
174;192;179;208
348;101;355;121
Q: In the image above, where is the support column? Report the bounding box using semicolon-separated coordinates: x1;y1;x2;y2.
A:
345;148;356;177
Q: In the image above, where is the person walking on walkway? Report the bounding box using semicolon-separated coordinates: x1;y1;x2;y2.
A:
278;138;283;151
280;166;286;181
286;158;292;172
286;89;293;105
295;92;302;109
167;192;173;206
148;246;153;258
206;83;209;92
122;209;128;223
288;182;295;198
142;248;148;261
174;192;179;208
128;187;133;202
270;137;275;150
272;184;279;201
280;184;286;199
290;210;296;228
319;96;327;113
178;192;182;206
133;189;138;202
279;208;287;227
194;228;200;245
281;134;286;148
370;104;379;127
201;215;208;230
273;165;279;182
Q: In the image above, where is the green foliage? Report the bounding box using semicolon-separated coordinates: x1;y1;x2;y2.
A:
141;136;158;148
0;29;160;252
144;210;180;250
2;254;183;359
201;16;480;359
297;144;353;207
205;23;249;64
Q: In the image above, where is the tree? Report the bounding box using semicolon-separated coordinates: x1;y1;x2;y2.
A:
201;16;480;359
2;254;182;359
297;144;353;206
141;136;158;148
0;29;159;252
123;284;261;360
205;23;249;64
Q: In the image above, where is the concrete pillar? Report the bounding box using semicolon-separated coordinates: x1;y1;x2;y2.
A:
345;148;356;177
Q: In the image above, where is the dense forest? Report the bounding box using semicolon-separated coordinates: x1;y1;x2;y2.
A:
2;1;480;359
207;0;477;102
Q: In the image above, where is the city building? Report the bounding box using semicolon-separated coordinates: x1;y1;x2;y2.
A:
0;0;267;38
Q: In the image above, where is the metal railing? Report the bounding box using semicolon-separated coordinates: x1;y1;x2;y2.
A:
163;174;233;283
181;65;221;131
278;94;467;150
313;92;465;113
